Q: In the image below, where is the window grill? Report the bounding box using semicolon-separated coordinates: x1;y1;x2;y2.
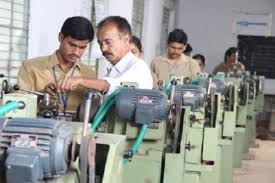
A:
131;0;144;39
0;0;30;83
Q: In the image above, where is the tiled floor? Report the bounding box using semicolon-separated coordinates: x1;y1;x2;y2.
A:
233;140;275;183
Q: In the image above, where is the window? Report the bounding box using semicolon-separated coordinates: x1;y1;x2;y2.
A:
159;7;170;54
131;0;144;39
80;0;100;69
0;0;30;83
238;35;275;79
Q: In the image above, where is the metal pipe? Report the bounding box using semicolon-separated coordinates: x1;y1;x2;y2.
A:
88;134;96;183
172;103;182;152
170;80;177;103
82;92;94;137
44;93;50;106
207;77;212;95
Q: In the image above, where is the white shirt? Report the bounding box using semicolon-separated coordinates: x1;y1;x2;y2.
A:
102;52;153;94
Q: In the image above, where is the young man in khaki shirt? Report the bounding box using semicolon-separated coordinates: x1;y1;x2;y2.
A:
17;16;96;113
151;29;200;85
212;47;245;75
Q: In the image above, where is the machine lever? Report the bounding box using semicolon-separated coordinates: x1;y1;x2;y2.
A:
13;84;44;96
185;142;196;151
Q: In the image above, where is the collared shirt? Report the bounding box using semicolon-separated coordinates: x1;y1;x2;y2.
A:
150;53;201;84
101;51;153;94
17;51;96;111
212;61;245;74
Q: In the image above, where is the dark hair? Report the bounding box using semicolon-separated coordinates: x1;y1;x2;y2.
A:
224;47;238;62
168;29;188;44
61;16;94;41
131;36;142;52
193;54;205;65
183;43;193;54
97;16;132;37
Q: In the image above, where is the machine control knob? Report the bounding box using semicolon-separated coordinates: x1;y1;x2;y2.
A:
189;114;196;121
185;142;196;151
123;150;134;161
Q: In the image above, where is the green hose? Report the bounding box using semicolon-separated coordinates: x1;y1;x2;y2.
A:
91;98;115;132
132;124;148;154
124;123;148;164
90;88;148;163
93;88;121;121
91;89;121;132
191;74;201;85
0;101;20;116
163;81;172;95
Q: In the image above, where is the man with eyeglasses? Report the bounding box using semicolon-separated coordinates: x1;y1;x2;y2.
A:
57;16;153;94
150;29;200;84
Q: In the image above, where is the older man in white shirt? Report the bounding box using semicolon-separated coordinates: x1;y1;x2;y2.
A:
102;52;152;94
57;16;153;94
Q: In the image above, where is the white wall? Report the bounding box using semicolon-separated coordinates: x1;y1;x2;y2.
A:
175;0;275;72
107;0;133;23
142;0;176;64
142;0;164;64
175;0;275;94
28;0;133;58
28;0;91;58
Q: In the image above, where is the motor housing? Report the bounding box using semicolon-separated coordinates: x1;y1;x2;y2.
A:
173;85;205;110
116;88;168;125
0;117;72;183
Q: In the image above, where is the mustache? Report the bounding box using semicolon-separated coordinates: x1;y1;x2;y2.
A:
103;51;113;57
69;54;79;59
171;53;180;56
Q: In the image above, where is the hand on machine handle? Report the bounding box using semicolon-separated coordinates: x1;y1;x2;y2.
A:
57;76;80;93
44;83;57;96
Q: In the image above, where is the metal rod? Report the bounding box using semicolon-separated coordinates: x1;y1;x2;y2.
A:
207;77;212;95
172;103;182;152
13;85;44;96
170;79;177;103
82;92;94;136
19;88;44;96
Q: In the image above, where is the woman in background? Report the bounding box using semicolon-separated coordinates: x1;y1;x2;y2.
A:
193;54;205;72
130;35;143;58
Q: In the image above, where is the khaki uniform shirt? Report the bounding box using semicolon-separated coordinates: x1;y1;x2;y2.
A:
212;61;245;74
150;53;201;84
17;51;96;112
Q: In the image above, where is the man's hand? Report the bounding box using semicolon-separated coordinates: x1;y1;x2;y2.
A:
57;76;81;93
44;83;57;96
